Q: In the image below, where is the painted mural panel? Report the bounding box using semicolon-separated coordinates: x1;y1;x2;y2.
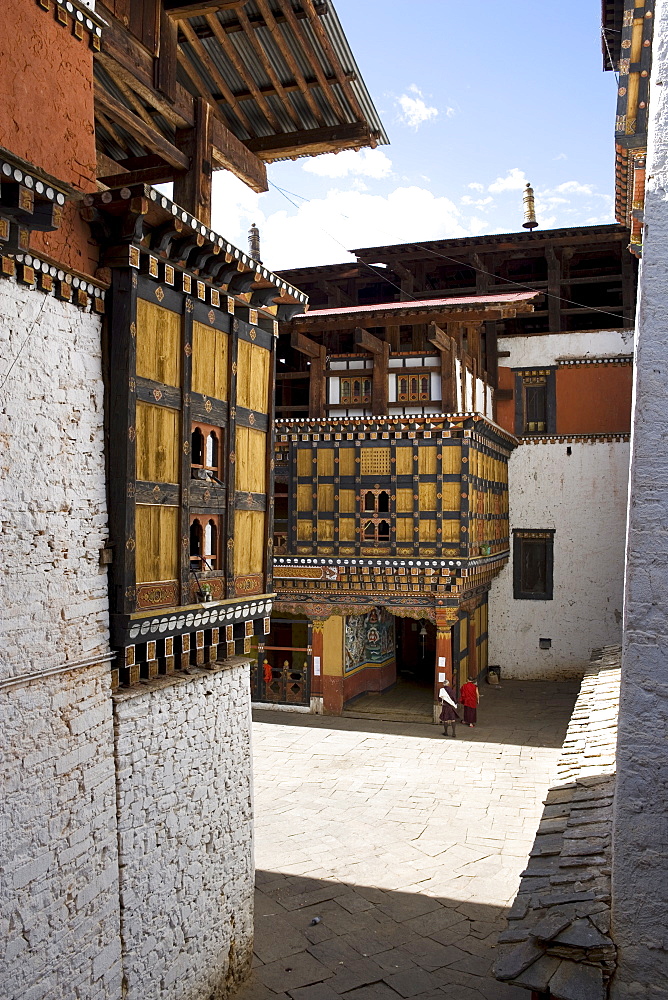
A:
344;608;395;673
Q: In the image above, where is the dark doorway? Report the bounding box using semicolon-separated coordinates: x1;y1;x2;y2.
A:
396;617;436;687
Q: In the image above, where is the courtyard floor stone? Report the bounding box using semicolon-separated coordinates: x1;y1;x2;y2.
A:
234;679;579;1000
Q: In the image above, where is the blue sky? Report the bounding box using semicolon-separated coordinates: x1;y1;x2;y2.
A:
208;0;619;270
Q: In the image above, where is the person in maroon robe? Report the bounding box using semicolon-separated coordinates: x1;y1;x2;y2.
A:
438;681;460;738
460;677;479;727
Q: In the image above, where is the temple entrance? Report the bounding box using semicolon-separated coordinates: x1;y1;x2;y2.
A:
342;617;436;723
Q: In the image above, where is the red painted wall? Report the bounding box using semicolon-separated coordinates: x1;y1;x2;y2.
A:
556;365;633;434
1;1;98;274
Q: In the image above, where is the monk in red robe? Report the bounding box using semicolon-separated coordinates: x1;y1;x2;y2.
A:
460;677;479;727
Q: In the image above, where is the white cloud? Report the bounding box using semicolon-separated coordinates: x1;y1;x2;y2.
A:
461;195;493;208
554;153;568;161
396;85;440;130
211;173;479;270
553;180;595;196
488;168;528;193
468;182;485;192
302;148;393;180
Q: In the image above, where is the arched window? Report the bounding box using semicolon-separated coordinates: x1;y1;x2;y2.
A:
363;520;376;540
190;514;220;571
378;490;390;513
364;491;376;511
191;426;204;467
362;377;371;399
420;376;430;399
190;517;203;564
378;520;390;541
191;421;223;480
398;376;408;401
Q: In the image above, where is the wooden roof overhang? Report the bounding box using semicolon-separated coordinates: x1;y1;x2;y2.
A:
94;0;387;196
288;291;539;333
352;225;632;265
82;182;308;318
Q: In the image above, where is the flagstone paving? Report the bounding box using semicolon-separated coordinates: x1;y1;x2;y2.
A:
234;679;579;1000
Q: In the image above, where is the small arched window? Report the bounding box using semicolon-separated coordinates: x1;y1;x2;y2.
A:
377;490;390;513
378;520;390;541
190;518;203;562
363;520;376;540
364;491;376;511
190;514;220;572
191;426;204;467
191;421;223;481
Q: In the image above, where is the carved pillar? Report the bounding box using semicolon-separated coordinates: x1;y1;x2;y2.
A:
310;619;324;699
433;607;459;721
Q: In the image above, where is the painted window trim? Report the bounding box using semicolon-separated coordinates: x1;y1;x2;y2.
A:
513;529;555;601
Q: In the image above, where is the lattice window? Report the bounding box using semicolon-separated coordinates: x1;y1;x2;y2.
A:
360;448;391;476
341;376;371;405
397;374;431;402
523;378;547;433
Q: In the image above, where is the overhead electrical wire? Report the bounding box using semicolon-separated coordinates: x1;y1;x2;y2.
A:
268;180;630;326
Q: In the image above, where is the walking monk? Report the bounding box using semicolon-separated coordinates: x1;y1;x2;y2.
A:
460;677;480;728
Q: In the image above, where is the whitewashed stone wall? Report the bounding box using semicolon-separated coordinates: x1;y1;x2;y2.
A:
497;328;634;368
113;659;254;1000
488;440;630;679
0;279;110;676
0;279;121;998
612;0;668;992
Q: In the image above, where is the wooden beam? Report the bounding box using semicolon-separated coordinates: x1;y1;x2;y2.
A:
427;322;452;355
276;0;349;125
301;0;367;123
290;332;327;418
210;115;268;193
354;326;385;355
174;97;213;226
246;123;372;160
290;331;325;359
94;84;190;170
354;327;388;415
164;0;247;16
97;17;194;127
99;166;181;187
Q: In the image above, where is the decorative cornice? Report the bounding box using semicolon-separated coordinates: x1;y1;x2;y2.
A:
556;356;633;367
36;0;103;50
82;185;308;324
519;433;630;445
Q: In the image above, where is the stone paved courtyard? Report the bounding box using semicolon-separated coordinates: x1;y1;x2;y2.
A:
235;679;579;1000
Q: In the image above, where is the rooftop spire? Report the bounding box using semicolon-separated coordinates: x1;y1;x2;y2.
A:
248;222;261;262
522;182;538;230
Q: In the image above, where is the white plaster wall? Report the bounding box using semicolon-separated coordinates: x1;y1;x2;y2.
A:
498;328;634;368
612;1;668;992
0;280;121;998
0;280;110;679
113;659;254;1000
489;440;629;679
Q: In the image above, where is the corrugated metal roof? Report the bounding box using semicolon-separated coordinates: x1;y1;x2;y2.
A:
295;292;540;319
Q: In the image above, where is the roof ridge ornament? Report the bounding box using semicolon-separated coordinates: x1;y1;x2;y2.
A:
522;181;539;231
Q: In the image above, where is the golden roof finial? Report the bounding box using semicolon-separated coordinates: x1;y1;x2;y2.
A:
522;182;538;230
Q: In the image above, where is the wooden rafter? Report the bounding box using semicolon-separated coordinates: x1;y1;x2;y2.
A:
178;19;258;137
301;0;366;124
253;0;327;127
204;13;283;134
235;3;302;131
275;0;348;125
102;63;160;132
246;122;371;160
95;85;190;170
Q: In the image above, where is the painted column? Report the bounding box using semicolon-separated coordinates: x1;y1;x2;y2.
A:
434;608;458;722
612;2;668;994
321;615;345;715
310;619;324;713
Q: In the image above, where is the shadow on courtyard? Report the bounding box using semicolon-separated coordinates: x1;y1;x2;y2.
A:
253;678;580;750
236;871;524;1000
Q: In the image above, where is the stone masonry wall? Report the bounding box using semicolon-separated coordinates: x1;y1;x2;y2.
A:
0;278;121;998
0;279;109;677
1;665;122;1000
612;0;668;993
113;659;255;1000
